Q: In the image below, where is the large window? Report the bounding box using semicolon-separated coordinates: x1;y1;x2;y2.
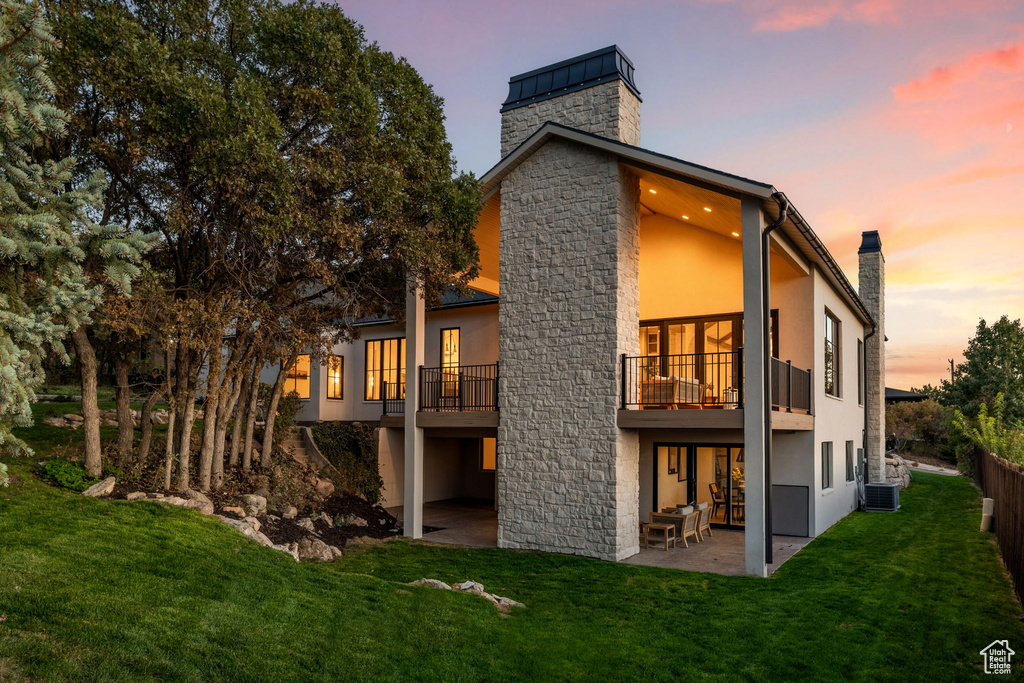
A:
284;354;311;400
824;310;842;398
326;355;343;400
821;441;834;490
365;338;405;401
480;438;496;471
441;328;460;398
846;441;855;482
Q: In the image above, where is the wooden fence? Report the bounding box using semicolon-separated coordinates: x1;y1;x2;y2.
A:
974;448;1024;605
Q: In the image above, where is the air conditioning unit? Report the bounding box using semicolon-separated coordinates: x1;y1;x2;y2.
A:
865;483;900;512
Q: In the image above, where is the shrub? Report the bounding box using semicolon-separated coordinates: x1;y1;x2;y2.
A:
37;458;99;491
954;393;1024;467
274;391;302;446
0;462;8;488
311;422;383;503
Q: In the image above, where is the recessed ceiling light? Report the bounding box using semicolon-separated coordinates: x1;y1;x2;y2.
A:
703;207;712;212
681;215;689;220
732;231;740;237
649;189;657;194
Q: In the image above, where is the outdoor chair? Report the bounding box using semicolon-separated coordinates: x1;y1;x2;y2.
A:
649;506;701;548
709;483;726;520
695;501;713;541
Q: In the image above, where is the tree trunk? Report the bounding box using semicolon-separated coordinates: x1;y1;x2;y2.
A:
213;363;245;489
229;364;253;467
136;384;166;465
163;408;176;490
241;361;262;471
198;342;226;491
175;348;200;491
72;325;103;477
260;356;294;469
113;347;134;466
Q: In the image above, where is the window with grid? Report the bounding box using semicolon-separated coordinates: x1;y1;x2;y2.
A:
284;354;311;400
364;338;405;401
824;311;841;398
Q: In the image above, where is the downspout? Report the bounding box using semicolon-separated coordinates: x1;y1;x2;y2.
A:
761;192;789;566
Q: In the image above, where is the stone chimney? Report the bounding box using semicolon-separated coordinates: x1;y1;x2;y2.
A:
858;231;885;483
500;45;641;157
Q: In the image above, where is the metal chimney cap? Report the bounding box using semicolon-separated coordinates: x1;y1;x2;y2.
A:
858;230;883;254
501;45;641;113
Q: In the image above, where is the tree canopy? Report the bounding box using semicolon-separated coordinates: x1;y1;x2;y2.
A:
942;316;1024;425
0;0;147;470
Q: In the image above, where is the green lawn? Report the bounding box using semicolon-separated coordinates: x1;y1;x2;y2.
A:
0;449;1021;681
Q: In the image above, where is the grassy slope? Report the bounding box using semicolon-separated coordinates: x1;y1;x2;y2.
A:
1;421;1021;681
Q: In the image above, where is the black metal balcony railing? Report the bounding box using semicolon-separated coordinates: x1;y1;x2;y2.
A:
420;363;498;412
381;380;405;416
621;351;743;409
771;357;812;413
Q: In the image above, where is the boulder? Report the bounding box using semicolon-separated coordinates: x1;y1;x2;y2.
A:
223;506;246;517
272;543;300;562
183;489;212;505
151;414;167;425
296;517;316;532
297;537;336;562
152;495;213;515
64;413;84;422
82;476;116;497
243;516;261;533
102;419;118;427
410;578;452;590
312;477;335;497
43;417;69;428
242;494;267;517
318;512;334;528
885;453;913;490
217;515;275;547
126;492;147;501
454;580;484;594
281;506;298;520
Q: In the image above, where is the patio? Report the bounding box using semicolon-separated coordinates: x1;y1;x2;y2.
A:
389;499;811;575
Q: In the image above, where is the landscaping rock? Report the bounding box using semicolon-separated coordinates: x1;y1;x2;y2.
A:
413;578;524;611
885;453;912;489
296;537;336;562
217;516;275;547
126;492;147;501
411;578;452;590
223;506;246;517
64;413;84;422
150;495;214;515
312;477;335;497
318;512;334;528
43;417;69;428
272;543;300;562
183;489;212;506
281;506;298;520
243;516;261;533
296;517;316;533
454;580;484;594
102;418;118;427
82;476;116;497
242;494;267;517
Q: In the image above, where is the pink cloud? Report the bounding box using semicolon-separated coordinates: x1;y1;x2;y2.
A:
753;0;900;32
893;41;1024;101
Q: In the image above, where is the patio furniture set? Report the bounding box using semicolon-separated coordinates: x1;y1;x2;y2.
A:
641;502;714;551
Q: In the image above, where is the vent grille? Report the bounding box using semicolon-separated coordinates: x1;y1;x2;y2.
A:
865;483;900;511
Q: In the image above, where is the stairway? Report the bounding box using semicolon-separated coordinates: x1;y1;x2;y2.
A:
281;433;318;471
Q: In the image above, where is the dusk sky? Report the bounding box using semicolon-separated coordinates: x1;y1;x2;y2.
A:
336;0;1024;390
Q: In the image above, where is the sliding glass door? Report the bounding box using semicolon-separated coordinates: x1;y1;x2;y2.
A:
655;443;745;528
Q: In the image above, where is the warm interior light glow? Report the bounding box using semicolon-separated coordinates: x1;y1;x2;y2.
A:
703;207;712;212
681;215;689;220
649;189;657;194
732;231;740;237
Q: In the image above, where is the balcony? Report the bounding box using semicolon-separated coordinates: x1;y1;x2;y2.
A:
381;364;499;431
618;351;812;430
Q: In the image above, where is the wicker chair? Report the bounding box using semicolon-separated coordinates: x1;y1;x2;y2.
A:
695;501;713;541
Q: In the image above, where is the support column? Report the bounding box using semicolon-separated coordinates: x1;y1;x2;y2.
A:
858;231;886;483
403;279;425;539
741;196;768;578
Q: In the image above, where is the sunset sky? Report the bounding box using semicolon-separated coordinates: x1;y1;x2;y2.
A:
336;0;1024;389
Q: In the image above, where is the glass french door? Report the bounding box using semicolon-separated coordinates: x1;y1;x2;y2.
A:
655;444;745;528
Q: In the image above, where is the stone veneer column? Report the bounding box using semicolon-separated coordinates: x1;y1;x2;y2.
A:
858;232;886;483
500;80;641;157
497;137;641;562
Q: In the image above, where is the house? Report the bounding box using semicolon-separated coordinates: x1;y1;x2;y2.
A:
885;387;929;405
268;46;886;577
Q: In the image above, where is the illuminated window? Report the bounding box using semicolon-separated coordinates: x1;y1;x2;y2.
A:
365;338;405;401
441;328;460;398
481;438;496;471
326;355;343;400
284;354;311;400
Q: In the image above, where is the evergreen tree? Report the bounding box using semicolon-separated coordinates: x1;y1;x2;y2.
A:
0;0;147;477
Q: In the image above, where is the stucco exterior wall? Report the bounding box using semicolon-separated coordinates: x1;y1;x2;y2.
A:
811;268;867;535
497;137;640;562
500;80;641;157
